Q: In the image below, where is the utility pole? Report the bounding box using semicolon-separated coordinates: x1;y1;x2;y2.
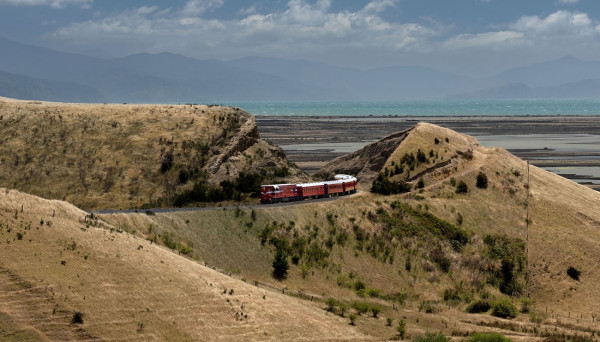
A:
525;161;531;297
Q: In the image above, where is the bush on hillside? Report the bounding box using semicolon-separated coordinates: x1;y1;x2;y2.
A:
567;266;581;281
476;172;488;189
455;180;469;194
483;235;525;296
491;299;518;319
416;149;429;163
466;332;512;342
519;297;535;313
272;248;289;280
71;311;84;324
371;174;412;195
466;300;491;313
397;318;406;339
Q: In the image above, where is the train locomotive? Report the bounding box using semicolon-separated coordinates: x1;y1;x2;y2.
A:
260;174;358;204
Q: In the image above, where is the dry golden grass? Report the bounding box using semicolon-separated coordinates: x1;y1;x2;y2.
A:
398;124;600;316
0;188;369;341
0;97;304;210
100;123;600;340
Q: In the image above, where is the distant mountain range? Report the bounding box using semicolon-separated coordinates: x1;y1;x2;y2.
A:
2;36;600;102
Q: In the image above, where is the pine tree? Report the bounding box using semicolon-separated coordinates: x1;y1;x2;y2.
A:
272;248;289;279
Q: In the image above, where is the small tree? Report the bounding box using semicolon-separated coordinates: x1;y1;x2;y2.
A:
272;248;289;280
370;304;381;318
567;266;581;281
397;318;406;339
349;313;357;325
417;178;425;189
476;172;488;189
326;297;337;312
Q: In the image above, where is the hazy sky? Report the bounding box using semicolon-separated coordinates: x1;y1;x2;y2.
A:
2;0;600;76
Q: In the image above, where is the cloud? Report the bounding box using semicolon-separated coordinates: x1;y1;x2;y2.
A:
47;0;438;57
442;10;600;51
0;0;91;9
510;10;599;38
181;0;223;16
363;0;397;13
444;31;524;50
558;0;579;3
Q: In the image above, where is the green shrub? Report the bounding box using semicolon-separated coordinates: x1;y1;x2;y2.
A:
519;297;535;313
476;172;488;189
466;332;512;342
430;247;451;273
352;302;370;315
326;297;338;311
466;300;491;313
371;175;412;195
397;318;406;339
418;301;439;314
567;266;581;281
529;311;546;324
412;332;449;342
417;178;425;189
416;149;428;163
491;299;517;319
455;180;469;194
349;313;357;325
272;248;289;280
370;304;382;318
71;311;84;324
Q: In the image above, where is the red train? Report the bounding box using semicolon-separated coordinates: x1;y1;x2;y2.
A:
260;174;358;204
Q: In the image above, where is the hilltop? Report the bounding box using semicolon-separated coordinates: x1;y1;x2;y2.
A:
97;123;600;340
320;122;600;313
0;188;367;341
0;97;307;210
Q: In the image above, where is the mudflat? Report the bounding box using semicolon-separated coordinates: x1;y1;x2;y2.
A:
256;115;600;190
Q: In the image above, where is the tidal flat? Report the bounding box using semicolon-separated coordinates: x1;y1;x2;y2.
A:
256;115;600;190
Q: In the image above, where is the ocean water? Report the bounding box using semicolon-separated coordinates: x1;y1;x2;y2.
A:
224;99;600;116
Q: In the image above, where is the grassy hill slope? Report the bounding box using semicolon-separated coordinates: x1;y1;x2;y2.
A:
100;123;600;340
0;188;367;341
0;97;306;210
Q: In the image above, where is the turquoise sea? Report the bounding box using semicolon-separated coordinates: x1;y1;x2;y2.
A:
224;99;600;116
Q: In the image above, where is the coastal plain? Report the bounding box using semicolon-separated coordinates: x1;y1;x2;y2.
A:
257;115;600;190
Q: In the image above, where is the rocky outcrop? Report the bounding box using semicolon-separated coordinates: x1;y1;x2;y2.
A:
0;97;306;209
314;129;411;190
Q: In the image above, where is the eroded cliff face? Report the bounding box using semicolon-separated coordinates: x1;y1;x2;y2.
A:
314;129;411;190
0;97;306;209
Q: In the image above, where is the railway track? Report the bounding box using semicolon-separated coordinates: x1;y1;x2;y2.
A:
91;191;361;215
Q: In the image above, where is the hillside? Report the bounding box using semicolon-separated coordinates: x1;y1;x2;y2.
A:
98;123;600;340
0;97;306;210
0;188;368;341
